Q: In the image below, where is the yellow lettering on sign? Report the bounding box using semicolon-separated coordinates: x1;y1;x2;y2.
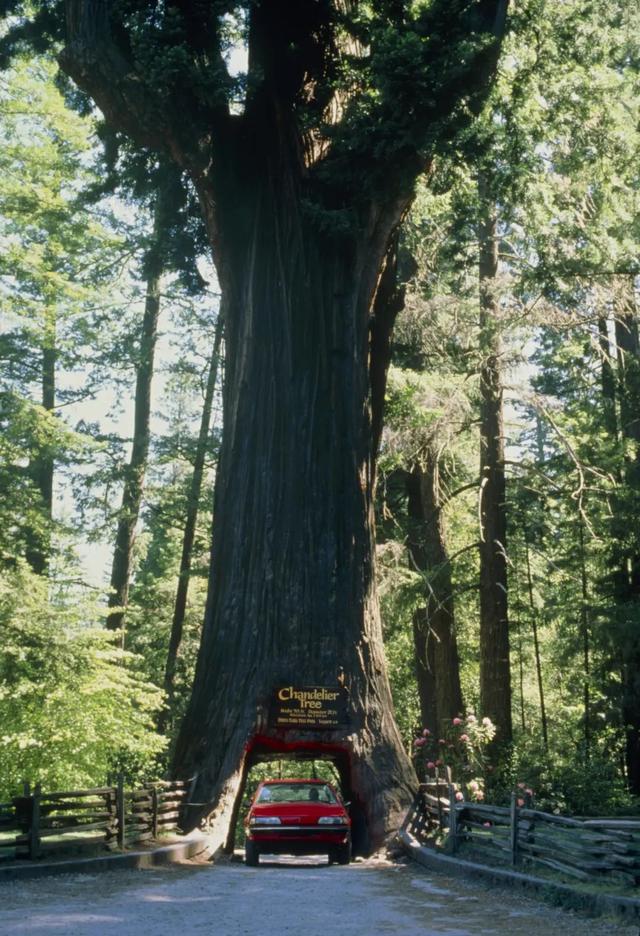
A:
276;685;343;714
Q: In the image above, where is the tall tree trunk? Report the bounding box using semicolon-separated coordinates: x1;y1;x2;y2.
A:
412;607;438;734
26;309;56;575
511;542;526;733
107;229;163;634
172;136;416;853
524;539;548;752
477;178;512;746
406;457;463;736
613;279;640;793
160;314;224;733
577;515;591;763
615;286;640;448
598;314;618;438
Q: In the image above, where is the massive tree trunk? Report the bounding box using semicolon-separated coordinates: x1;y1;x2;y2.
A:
107;233;162;634
406;457;463;735
477;180;512;747
60;0;508;855
173;146;416;851
160;314;224;733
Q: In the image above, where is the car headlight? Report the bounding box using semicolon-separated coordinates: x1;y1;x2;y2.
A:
318;816;345;825
250;816;282;825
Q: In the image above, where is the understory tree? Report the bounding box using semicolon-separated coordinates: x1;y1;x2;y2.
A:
106;200;164;636
0;55;123;573
9;0;508;851
0;57;167;793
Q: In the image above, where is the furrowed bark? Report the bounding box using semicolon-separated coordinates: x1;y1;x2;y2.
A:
370;233;407;471
172;148;416;851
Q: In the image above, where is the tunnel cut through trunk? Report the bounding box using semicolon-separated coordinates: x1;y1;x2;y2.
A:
230;735;371;857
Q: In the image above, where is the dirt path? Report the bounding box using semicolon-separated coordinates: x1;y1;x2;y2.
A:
0;855;634;935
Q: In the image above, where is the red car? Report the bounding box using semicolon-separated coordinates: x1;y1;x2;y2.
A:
244;779;351;866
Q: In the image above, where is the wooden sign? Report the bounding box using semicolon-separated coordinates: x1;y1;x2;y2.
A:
271;685;349;730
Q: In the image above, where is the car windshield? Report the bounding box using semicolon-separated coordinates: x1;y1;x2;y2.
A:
257;783;338;804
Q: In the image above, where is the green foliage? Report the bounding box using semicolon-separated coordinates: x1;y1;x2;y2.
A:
0;392;88;563
505;734;632;817
0;54;219;793
0;561;165;798
378;0;640;818
126;499;210;744
0;54;136;568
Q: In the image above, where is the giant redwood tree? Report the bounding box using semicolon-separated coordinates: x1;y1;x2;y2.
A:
41;0;509;851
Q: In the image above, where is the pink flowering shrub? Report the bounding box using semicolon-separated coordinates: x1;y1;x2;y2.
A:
413;712;496;802
514;784;535;808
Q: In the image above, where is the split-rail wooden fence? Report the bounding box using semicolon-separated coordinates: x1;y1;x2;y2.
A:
0;778;190;861
402;776;640;886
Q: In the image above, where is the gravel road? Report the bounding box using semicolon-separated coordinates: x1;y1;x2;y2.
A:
0;854;635;936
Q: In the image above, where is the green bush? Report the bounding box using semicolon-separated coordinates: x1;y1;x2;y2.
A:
0;561;166;798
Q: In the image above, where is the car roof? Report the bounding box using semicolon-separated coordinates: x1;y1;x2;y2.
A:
260;778;331;786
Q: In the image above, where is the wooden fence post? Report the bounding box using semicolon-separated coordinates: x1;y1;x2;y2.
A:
151;785;159;840
116;775;125;850
448;783;458;854
510;790;519;866
28;783;41;860
434;768;443;830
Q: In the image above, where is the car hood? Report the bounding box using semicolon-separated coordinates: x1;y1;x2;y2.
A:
249;802;349;825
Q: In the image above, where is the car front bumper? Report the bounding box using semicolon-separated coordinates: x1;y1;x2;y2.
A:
247;825;350;854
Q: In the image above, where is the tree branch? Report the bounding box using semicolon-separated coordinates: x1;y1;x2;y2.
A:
61;1;168;149
60;0;228;172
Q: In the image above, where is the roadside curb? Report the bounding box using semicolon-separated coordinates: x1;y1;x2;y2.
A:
398;829;640;925
0;834;210;882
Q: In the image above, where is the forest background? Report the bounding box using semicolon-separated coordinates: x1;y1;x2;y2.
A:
1;0;639;818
